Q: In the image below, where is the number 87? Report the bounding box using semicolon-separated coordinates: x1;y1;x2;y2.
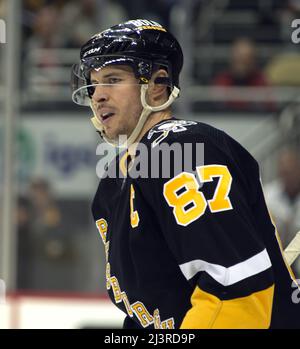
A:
163;165;233;226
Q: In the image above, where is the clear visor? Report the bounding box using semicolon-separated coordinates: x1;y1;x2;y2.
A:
72;81;144;107
71;55;171;106
71;63;91;106
71;55;151;106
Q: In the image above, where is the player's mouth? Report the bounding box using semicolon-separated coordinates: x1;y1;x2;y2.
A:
99;111;115;124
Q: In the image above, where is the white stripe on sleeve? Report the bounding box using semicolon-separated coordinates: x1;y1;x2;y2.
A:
179;248;272;286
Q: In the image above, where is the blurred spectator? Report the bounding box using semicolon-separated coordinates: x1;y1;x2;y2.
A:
26;5;65;50
263;146;300;277
212;38;274;112
23;4;68;101
28;178;62;235
265;53;300;86
119;0;177;28
17;178;75;290
16;177;104;292
61;0;129;48
24;5;64;87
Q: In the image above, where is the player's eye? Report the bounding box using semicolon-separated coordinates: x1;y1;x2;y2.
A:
107;77;121;84
87;85;95;98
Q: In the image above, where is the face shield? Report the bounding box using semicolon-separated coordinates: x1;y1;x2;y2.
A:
71;55;157;106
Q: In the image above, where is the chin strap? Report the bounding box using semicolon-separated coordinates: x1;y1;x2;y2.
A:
90;84;180;149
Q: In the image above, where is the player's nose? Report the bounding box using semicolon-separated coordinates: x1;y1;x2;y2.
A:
92;85;109;103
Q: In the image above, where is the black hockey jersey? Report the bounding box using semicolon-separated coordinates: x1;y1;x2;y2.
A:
92;118;300;329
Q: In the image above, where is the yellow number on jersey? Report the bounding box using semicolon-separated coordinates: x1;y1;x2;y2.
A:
163;172;207;226
130;184;140;228
163;165;233;226
197;165;233;212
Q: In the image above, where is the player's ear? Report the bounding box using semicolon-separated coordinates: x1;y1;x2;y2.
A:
147;69;169;105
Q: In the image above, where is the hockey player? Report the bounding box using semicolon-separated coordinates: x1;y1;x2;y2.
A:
71;19;300;329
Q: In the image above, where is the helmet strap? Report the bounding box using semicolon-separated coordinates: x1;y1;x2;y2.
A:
90;84;180;149
140;84;180;112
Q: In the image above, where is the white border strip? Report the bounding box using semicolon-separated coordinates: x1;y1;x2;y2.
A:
179;249;272;286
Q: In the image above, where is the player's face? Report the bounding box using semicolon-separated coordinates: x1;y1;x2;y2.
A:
90;66;143;142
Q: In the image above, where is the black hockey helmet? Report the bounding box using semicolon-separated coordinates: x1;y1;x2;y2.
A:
71;19;183;105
